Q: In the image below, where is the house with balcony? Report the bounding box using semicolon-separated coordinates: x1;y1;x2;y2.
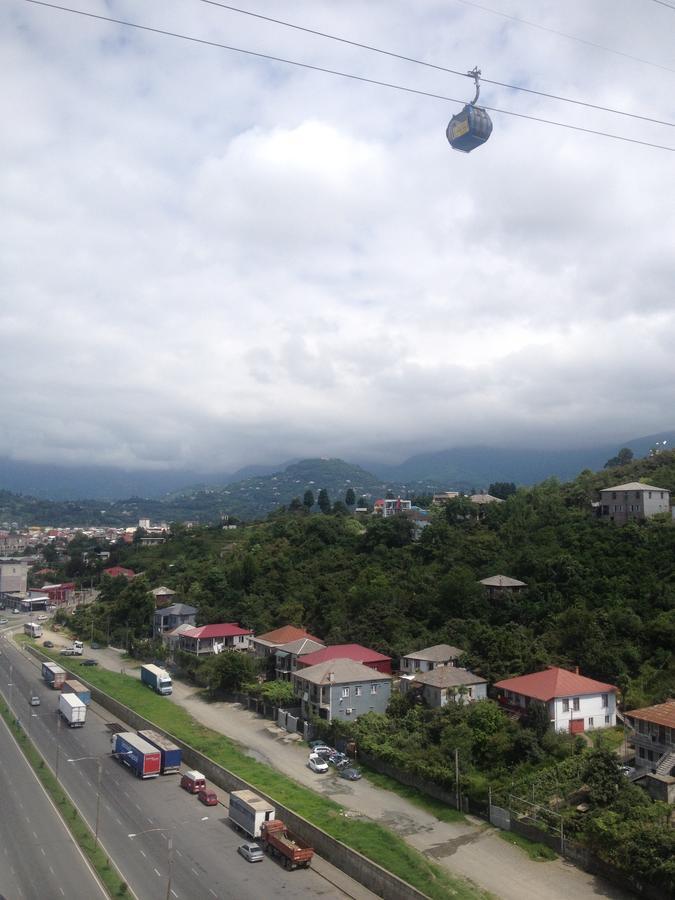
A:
274;637;325;681
494;666;617;733
178;622;253;656
598;482;670;525
400;644;464;674
251;625;323;659
373;497;412;518
292;658;391;722
402;666;487;707
153;603;197;637
296;643;392;675
625;700;675;777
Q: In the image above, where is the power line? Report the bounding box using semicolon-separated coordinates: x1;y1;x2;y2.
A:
453;0;675;75
646;0;675;9
195;0;674;127
21;0;675;152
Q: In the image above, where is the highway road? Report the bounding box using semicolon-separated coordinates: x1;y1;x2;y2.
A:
0;630;350;900
0;695;106;900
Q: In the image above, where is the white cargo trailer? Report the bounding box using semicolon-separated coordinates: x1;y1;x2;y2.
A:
228;790;275;838
58;692;87;727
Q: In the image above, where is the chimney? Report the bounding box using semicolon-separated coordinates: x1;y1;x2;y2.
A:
328;671;335;683
575;666;580;675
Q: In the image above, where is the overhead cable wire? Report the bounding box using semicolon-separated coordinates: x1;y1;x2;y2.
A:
22;0;675;152
646;0;675;9
195;0;674;127
453;0;675;75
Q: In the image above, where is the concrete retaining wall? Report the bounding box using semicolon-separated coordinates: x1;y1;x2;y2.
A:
26;646;428;900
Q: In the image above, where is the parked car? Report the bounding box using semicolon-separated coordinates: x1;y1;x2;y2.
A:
30;695;41;707
12;608;21;614
237;842;264;863
311;745;334;758
198;789;219;807
43;640;54;648
0;618;8;625
339;767;362;781
308;740;328;750
36;614;48;621
328;752;350;769
308;753;329;774
90;642;100;649
80;659;98;666
180;770;206;794
620;765;637;778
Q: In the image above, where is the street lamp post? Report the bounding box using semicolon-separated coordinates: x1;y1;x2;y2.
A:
129;817;209;900
68;750;133;848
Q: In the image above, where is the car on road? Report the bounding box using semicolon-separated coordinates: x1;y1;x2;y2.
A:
36;614;48;621
80;659;98;666
237;842;264;863
0;618;8;625
30;696;41;707
43;640;54;648
12;608;21;614
198;789;219;806
339;767;362;781
90;642;101;649
308;753;328;774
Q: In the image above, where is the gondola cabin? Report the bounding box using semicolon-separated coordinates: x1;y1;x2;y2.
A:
446;104;493;153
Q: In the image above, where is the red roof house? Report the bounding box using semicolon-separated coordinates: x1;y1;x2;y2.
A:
103;566;136;579
178;622;253;656
495;667;617;734
296;644;392;675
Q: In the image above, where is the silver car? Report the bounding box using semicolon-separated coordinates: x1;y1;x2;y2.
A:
238;842;263;863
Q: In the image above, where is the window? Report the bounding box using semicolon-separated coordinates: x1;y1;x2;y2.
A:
648;492;652;499
354;686;362;697
345;708;353;716
370;684;378;694
573;698;580;711
562;699;569;712
635;492;640;499
605;715;610;725
341;687;350;698
601;693;608;708
612;492;616;499
588;717;594;727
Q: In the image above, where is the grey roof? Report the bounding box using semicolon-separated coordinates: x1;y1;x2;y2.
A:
275;638;325;656
469;493;504;504
155;603;197;617
152;585;176;595
403;644;464;662
164;623;196;638
479;575;526;588
601;482;669;493
294;658;391;686
412;666;487;689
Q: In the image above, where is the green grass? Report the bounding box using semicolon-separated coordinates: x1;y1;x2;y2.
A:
362;767;466;824
32;643;486;900
588;726;626;751
0;695;128;897
497;830;557;862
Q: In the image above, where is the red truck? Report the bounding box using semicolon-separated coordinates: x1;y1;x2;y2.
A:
259;820;314;870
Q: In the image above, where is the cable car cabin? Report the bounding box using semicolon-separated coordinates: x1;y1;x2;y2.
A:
446;104;492;153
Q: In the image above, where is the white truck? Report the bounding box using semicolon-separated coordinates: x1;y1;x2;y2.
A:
60;640;84;657
58;692;87;727
228;790;275;839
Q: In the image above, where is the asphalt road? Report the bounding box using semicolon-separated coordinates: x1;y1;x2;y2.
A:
0;697;106;900
0;631;350;900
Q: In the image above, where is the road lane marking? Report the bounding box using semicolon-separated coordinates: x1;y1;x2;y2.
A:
191;868;198;877
32;831;38;840
171;891;178;898
154;868;161;877
209;890;217;897
49;866;55;876
174;849;182;857
59;888;65;896
139;850;146;858
40;848;46;856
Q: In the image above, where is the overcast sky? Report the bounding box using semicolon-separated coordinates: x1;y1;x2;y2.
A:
2;0;674;472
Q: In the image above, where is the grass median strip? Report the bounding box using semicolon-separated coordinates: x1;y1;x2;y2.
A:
0;695;128;898
34;645;487;900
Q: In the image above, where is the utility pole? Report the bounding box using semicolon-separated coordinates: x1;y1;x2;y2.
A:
455;748;460;811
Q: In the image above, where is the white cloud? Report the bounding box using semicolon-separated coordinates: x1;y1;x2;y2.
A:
1;0;674;471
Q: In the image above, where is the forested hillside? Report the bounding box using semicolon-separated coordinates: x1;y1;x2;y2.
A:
117;451;675;709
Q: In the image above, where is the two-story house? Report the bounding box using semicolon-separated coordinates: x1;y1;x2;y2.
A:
178;623;253;656
598;482;671;524
296;644;392;675
292;658;391;722
400;644;464;674
494;667;617;733
153;603;197;637
402;666;488;707
625;699;675;776
274;637;325;681
251;625;323;660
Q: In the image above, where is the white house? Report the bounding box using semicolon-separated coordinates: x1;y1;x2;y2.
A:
400;644;464;674
402;666;488;707
494;667;617;734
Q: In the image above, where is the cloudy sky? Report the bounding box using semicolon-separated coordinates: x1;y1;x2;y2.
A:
2;0;674;473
